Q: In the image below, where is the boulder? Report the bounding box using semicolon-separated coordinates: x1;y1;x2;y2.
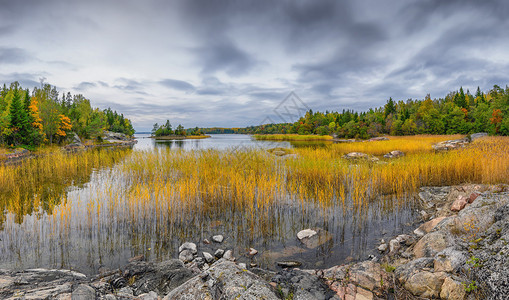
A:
178;242;197;254
434;248;466;273
297;228;332;249
178;250;194;263
403;271;444;298
389;239;400;255
469;132;487;141
103;130;131;141
413;232;449;258
214;249;225;258
368;137;389;141
440;276;466;300
414;216;447;236
163;260;279;300
71;284;95;300
272;268;337;300
450;195;468;212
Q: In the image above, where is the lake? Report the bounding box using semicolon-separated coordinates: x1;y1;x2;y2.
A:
0;134;418;275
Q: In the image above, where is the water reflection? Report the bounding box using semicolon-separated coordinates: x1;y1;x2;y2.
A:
0;136;417;275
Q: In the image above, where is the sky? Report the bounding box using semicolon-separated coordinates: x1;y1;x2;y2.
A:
1;0;508;131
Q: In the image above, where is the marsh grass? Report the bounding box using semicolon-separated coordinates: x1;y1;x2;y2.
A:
0;135;507;273
253;134;333;141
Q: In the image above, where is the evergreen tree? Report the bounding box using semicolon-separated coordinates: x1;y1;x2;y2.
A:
8;88;30;145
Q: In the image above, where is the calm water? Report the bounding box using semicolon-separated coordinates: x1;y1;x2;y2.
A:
133;133;331;151
0;134;418;274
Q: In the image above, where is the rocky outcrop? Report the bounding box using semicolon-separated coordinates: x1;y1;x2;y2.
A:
432;132;487;151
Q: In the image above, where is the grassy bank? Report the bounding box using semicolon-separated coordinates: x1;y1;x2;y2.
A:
253;134;333;141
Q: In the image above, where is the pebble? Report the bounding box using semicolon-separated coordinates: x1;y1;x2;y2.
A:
249;248;258;256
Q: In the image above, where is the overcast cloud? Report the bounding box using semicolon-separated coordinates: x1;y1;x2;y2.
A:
1;0;508;131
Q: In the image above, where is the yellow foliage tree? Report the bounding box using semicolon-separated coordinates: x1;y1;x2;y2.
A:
56;115;72;137
29;97;43;131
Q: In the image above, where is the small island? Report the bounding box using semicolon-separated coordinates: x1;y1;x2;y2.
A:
151;120;210;140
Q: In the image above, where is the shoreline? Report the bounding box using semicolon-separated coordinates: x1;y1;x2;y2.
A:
2;183;507;299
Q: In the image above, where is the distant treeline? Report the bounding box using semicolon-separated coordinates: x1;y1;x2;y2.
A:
0;81;134;148
201;85;509;139
151;120;205;137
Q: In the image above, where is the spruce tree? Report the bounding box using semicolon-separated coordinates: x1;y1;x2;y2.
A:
8;88;30;145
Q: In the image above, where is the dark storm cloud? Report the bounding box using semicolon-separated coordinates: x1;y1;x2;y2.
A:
1;0;509;130
159;79;195;92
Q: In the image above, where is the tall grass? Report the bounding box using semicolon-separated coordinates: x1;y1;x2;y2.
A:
0;136;507;273
253;134;333;141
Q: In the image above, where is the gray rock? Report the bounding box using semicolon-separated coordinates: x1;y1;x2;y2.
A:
71;284;96;300
178;242;197;254
214;249;225;258
297;228;333;249
126;259;196;296
103;295;117;300
117;287;133;296
469;132;488;141
179;249;195;263
211;235;224;243
223;250;234;261
138;291;158;300
163;260;279;300
377;243;387;252
272;268;336;300
389;239;400;255
238;263;247;269
203;252;214;263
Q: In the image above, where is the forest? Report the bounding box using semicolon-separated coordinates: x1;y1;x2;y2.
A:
0;81;134;148
202;85;509;139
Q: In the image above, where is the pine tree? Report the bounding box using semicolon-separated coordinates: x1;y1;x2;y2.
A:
8;88;30;145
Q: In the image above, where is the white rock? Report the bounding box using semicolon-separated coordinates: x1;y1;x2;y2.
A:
179;242;197;254
297;229;317;240
378;243;388;252
212;235;224;243
249;248;258;256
